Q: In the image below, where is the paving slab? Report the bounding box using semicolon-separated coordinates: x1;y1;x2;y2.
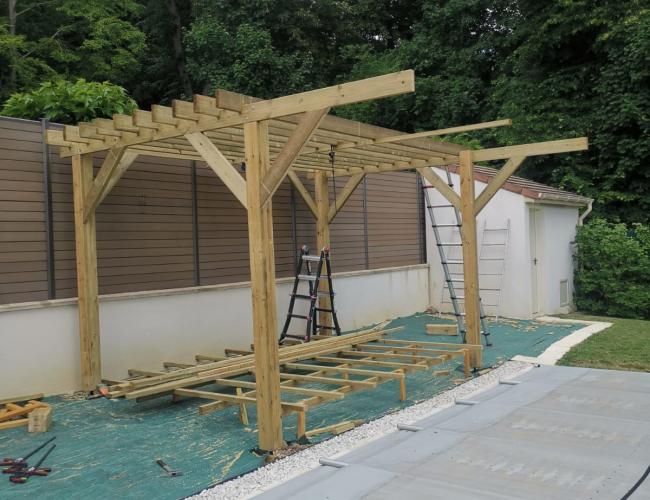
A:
255;365;650;500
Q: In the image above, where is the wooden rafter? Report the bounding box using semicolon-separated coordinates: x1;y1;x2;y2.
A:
474;156;526;215
472;137;588;162
287;171;318;217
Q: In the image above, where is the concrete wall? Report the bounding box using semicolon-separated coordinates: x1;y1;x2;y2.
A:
0;264;429;399
424;168;579;320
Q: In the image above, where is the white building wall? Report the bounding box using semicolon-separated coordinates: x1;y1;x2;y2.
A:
424;168;580;320
0;264;429;399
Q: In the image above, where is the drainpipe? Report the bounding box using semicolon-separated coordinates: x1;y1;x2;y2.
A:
578;199;593;226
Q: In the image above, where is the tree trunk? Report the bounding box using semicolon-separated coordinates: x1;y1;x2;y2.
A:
8;0;17;90
166;0;193;98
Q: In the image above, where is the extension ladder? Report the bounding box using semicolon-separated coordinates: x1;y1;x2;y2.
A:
477;219;510;320
280;246;341;343
423;167;492;346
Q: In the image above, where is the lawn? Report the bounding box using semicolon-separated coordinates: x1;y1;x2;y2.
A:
557;313;650;372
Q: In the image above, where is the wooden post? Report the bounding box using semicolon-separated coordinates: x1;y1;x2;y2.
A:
315;172;332;332
459;150;482;368
244;120;284;451
71;153;101;391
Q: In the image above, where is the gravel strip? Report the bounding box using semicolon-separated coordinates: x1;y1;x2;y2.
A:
191;360;533;500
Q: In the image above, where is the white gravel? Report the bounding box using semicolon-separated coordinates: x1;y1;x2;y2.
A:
191;359;533;500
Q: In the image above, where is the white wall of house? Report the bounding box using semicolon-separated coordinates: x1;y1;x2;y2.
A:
0;264;429;399
424;168;579;320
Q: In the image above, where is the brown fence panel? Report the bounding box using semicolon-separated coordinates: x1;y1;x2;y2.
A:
0;118;48;304
366;172;422;269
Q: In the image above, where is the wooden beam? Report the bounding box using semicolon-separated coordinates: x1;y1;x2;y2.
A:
244;120;284;451
426;324;458;335
213;378;344;400
472;137;588;162
459;150;482;367
474;156;526;215
315;172;332;332
186;132;248;208
417;167;461;210
278;373;377;388
72;154;101;391
261;108;330;205
54;71;415;156
174;388;305;414
328;173;365;222
307;119;512;155
287;171;318;218
83;148;137;220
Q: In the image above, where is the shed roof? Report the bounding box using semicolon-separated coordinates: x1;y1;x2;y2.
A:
443;164;592;206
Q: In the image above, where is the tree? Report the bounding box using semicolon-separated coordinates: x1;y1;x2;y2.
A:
2;79;137;124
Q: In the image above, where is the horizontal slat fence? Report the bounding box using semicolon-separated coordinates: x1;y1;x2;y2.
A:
0;116;425;305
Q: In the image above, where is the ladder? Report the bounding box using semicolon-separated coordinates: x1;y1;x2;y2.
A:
478;219;510;320
280;246;341;343
423;167;492;346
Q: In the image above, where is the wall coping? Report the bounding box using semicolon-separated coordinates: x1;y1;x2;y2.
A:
0;263;429;314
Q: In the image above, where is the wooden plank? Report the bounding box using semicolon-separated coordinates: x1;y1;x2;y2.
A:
261;108;330;205
304;419;364;438
472;138;588;162
28;405;52;433
72;153;102;390
339;350;439;364
244;119;284;451
0;419;29;430
328;173;365;222
474;156;526;214
418;167;461;209
186;132;247;208
459;150;482;367
278;372;377;388
287;171;317;218
53;71;415;156
285;362;404;379
378;339;483;353
313;356;427;371
213;378;343;400
96;151;138;207
0;393;44;406
426;324;457;335
307;119;513;154
175;388;305;412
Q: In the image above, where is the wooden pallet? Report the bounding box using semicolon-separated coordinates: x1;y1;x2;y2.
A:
0;396;50;432
104;327;474;439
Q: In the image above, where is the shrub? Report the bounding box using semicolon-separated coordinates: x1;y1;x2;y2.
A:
574;218;650;319
1;79;136;124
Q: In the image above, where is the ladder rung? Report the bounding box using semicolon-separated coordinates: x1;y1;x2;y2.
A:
315;307;334;313
298;274;317;281
480;273;502;276
284;334;308;340
292;293;314;300
480;258;504;261
482;243;506;246
434;223;460;228
446;278;464;283
301;255;322;262
290;314;310;320
483;228;508;232
445;259;463;264
316;325;337;330
438;242;462;246
480;288;500;291
428;204;454;209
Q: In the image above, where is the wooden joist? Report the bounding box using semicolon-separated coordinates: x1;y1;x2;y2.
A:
426;324;458;335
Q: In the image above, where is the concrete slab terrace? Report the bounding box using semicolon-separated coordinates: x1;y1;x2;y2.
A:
255;365;650;500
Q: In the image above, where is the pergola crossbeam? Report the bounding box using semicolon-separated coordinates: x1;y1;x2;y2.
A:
328;173;365;222
472;138;588;162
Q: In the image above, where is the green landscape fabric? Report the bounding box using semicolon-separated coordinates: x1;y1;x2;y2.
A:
0;313;582;499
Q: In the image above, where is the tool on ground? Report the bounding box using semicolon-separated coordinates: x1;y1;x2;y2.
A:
86;383;109;400
8;443;55;483
422;167;492;346
156;459;183;477
280;245;341;343
1;436;56;469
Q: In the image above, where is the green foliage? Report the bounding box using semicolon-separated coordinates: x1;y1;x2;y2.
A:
1;79;137;124
574;219;650;319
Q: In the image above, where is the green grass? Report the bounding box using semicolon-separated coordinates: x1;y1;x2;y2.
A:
556;313;650;372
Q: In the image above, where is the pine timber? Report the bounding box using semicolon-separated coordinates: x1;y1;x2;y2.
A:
459;150;482;366
473;156;526;215
72;153;101;391
315;171;333;332
328;173;365;222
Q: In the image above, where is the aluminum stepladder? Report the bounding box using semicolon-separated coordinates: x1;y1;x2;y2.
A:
279;245;341;343
422;167;492;346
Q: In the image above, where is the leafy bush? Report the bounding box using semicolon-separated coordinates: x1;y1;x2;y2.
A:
1;79;136;124
574;218;650;319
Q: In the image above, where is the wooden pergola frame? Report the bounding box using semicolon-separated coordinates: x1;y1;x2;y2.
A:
46;70;588;451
